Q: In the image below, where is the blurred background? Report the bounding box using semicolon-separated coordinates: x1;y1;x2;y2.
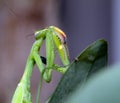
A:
0;0;120;103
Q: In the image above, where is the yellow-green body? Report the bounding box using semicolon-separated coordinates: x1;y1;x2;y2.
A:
11;26;70;103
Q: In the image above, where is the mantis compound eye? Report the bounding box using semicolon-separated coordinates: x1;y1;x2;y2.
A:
34;29;47;40
40;56;46;65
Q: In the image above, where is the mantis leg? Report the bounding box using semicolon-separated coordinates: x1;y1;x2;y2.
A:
46;29;55;69
33;36;54;82
32;39;45;74
50;27;70;72
33;53;44;75
42;29;55;83
32;39;46;103
52;64;69;74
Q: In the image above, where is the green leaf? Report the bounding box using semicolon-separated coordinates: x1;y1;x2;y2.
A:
66;64;120;103
48;39;108;103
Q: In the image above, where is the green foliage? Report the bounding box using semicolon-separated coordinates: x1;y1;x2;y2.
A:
66;64;120;103
48;39;108;103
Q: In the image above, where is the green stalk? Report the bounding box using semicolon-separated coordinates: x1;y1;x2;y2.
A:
36;75;43;103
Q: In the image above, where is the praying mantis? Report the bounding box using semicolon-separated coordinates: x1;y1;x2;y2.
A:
11;26;70;103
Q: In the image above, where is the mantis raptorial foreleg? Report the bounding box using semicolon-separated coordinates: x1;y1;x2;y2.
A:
43;29;55;82
35;26;70;75
52;26;70;66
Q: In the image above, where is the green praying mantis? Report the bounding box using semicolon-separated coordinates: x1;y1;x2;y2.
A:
11;26;70;103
